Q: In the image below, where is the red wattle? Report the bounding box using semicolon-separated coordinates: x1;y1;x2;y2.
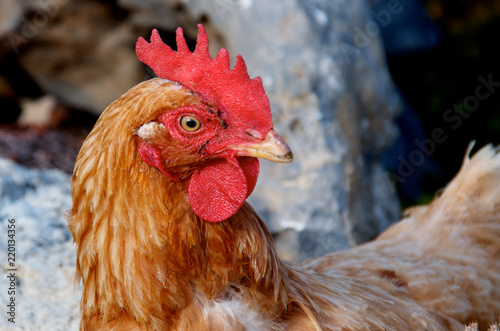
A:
238;157;259;197
188;157;259;222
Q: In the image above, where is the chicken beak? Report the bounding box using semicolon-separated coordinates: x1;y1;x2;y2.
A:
233;130;293;163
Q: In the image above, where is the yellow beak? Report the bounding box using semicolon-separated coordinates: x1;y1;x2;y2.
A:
231;130;293;163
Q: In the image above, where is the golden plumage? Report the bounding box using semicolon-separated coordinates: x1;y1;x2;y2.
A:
69;79;500;330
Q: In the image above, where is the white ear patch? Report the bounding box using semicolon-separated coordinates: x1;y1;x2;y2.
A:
136;121;168;140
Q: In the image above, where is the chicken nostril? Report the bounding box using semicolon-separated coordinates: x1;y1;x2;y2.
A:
245;129;265;140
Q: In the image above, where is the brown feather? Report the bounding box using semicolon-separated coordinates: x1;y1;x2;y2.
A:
69;79;500;330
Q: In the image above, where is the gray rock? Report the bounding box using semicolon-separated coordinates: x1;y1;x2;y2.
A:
0;0;23;40
12;0;144;116
0;158;79;330
170;0;402;259
1;0;403;262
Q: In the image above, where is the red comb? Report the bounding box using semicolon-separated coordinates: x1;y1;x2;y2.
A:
136;24;272;130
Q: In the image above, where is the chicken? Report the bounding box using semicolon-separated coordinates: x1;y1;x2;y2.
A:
68;24;500;330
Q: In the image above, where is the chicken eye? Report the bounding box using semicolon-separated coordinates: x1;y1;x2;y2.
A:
180;116;201;132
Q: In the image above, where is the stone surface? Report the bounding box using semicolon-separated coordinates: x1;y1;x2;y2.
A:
0;158;79;330
180;0;403;259
0;0;403;261
0;128;81;174
9;0;144;115
0;0;23;40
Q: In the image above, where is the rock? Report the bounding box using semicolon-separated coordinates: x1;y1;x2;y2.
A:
0;128;81;174
119;0;195;32
160;0;403;259
0;158;79;330
0;0;23;40
1;0;403;262
17;95;62;129
14;0;144;115
0;0;68;57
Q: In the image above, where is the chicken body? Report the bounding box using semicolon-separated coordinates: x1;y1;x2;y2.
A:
68;25;500;330
68;79;500;331
304;145;500;329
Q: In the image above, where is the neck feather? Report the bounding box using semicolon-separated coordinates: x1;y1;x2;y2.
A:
68;79;289;327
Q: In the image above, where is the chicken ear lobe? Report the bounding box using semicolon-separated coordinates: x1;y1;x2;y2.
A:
138;143;179;181
188;157;259;222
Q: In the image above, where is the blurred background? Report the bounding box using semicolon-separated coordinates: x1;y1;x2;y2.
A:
383;0;500;207
0;1;500;328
